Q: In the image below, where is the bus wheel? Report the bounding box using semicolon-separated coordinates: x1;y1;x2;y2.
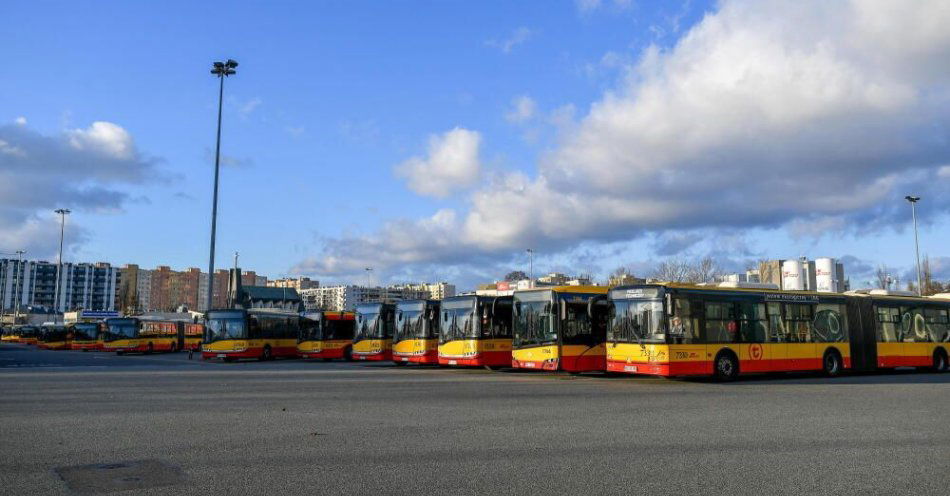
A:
116;351;124;356
822;349;842;377
714;351;739;381
261;346;272;361
933;349;948;373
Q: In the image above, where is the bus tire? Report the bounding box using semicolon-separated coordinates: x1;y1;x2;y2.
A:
116;351;124;356
713;350;739;381
822;349;842;377
933;349;948;373
261;346;272;361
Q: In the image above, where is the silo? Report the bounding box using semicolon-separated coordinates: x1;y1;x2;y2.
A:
782;259;804;291
815;257;837;292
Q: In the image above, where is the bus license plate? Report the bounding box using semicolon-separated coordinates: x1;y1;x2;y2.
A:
217;354;226;358
624;365;638;372
448;360;457;365
401;357;408;361
524;362;535;368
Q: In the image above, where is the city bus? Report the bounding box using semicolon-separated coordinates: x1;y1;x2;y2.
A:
438;294;514;368
511;286;610;372
2;326;21;342
604;283;950;380
351;302;396;361
297;311;355;361
18;325;41;345
37;324;70;350
101;317;142;354
69;321;103;351
202;308;303;361
184;323;204;352
137;319;188;353
392;300;440;364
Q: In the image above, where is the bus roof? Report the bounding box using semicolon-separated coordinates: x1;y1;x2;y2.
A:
515;285;608;295
613;282;950;303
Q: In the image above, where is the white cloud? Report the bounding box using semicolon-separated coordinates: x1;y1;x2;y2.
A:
576;0;632;14
396;127;482;198
297;0;950;281
14;116;26;126
67;121;135;160
505;95;537;123
486;27;534;54
239;97;262;117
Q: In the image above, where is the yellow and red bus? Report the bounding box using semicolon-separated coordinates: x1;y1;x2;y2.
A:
202;309;303;361
137;319;191;353
511;286;610;373
297;311;355;360
392;300;440;365
604;283;950;380
18;325;41;345
69;322;103;351
37;324;70;350
351;302;396;361
184;323;203;351
438;295;513;368
101;317;142;354
1;326;19;342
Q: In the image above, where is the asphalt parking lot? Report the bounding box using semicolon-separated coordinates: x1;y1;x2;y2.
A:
1;342;948;495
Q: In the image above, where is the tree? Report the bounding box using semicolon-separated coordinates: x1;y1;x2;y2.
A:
688;256;721;284
875;265;890;290
652;257;692;282
504;270;528;282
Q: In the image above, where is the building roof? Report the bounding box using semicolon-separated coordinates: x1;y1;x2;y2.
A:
240;286;301;301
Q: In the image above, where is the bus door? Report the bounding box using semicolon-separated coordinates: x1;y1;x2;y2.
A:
765;302;786;369
846;297;876;371
176;322;185;351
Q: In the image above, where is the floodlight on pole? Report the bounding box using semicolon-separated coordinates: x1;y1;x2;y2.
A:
526;249;534;282
905;195;923;296
206;59;238;312
53;209;70;320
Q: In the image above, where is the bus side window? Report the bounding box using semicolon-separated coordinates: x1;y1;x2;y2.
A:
248;316;261;339
767;303;784;343
671;298;698;344
924;308;949;343
900;306;928;343
876;306;899;342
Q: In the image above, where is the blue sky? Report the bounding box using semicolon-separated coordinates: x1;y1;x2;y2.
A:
2;0;949;290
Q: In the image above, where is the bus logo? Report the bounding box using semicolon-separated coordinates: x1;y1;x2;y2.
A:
749;344;763;360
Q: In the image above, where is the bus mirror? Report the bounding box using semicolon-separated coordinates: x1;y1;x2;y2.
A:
665;294;673;316
587;295;607;319
513;302;521;317
559;300;567;320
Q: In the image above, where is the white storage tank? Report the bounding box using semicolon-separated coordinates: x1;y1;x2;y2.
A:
782;259;804;291
815;257;838;292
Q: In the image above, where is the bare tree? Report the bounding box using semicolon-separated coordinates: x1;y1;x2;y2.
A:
652;257;692;282
689;256;721;283
875;265;890;290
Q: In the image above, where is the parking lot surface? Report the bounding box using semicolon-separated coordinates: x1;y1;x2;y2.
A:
1;343;948;495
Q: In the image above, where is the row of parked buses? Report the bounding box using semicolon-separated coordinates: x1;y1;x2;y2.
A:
1;319;204;353
198;283;950;380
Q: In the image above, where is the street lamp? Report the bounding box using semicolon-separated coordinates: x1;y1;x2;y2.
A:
905;195;923;296
365;267;373;288
1;250;26;324
54;208;70;319
206;58;238;312
526;249;534;282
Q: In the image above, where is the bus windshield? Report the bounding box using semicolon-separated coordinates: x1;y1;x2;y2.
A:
440;298;477;343
104;319;138;342
354;305;383;342
205;311;247;342
395;302;426;343
608;299;666;344
513;293;556;347
72;323;99;340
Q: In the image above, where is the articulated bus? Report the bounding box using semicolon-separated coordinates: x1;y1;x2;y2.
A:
392;300;441;365
101;317;142;354
351;302;396;361
37;324;70;350
438;295;513;368
511;286;610;372
18;325;40;345
605;283;950;380
184;323;204;352
297;311;355;361
136;319;185;353
69;322;103;350
202;309;302;361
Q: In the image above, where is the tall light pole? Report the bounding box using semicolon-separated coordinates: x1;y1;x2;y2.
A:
206;58;238;312
54;208;70;320
14;250;25;323
526;249;534;282
365;267;373;288
905;195;923;296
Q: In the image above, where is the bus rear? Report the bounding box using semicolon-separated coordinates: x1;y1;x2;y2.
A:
38;325;70;350
69;322;103;351
183;323;204;351
351;303;395;361
438;295;513;368
202;309;301;361
101;318;141;354
511;286;609;373
392;300;440;364
297;311;355;360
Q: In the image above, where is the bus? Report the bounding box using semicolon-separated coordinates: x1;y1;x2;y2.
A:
101;317;142;354
604;283;950;380
18;325;41;345
438;295;513;368
69;321;103;351
202;308;303;361
297;311;355;361
2;326;21;342
392;300;440;365
184;323;204;352
511;286;610;372
37;324;70;350
351;302;396;361
137;319;189;353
